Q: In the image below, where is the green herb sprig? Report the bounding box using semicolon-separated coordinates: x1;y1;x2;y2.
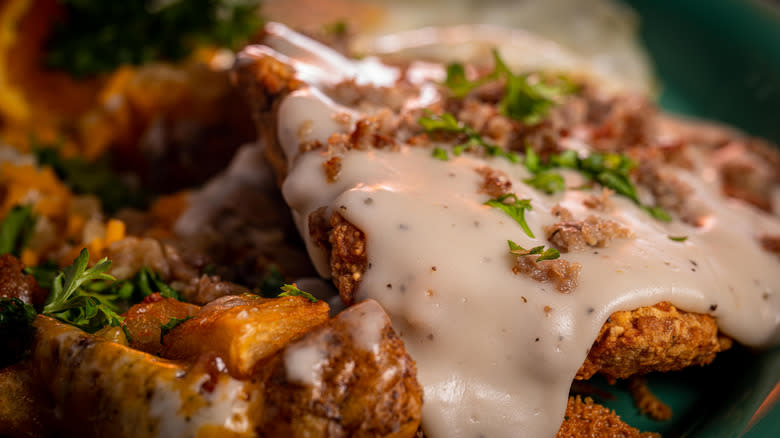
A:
278;284;319;303
444;50;577;124
484;194;535;238
0;297;38;367
419;112;519;163
507;240;560;262
42;249;124;332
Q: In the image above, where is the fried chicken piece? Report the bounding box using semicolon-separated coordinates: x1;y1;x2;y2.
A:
577;302;731;381
259;299;423;438
556;396;660;438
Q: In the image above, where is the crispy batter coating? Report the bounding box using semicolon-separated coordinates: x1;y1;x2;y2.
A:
626;376;672;421
556;396;660;438
577;302;731;381
259;300;423;438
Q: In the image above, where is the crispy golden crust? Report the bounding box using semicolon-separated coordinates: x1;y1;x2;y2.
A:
0;254;47;309
259;300;423;438
576;302;731;381
555;396;660;438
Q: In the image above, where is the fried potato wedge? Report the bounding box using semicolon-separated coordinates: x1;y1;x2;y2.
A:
163;295;330;378
122;292;201;355
32;315;264;438
259;299;423;438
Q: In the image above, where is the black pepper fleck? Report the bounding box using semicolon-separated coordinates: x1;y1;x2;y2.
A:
339;205;347;212
691;268;696;272
386;283;392;289
709;304;718;311
431;266;437;272
558;335;564;341
398;224;409;231
586;307;594;315
400;284;407;293
763;292;770;300
474;221;480;228
427;333;434;341
690;259;698;267
521;296;528;303
535;337;540;342
368;263;373;269
593;251;599;255
364;197;374;205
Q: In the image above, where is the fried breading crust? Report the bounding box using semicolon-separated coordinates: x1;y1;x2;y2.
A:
555;396;660;438
259;300;423;438
576;302;732;381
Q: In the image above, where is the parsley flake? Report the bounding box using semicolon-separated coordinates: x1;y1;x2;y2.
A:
668;235;688;242
418;112;517;162
160;316;194;342
278;284;319;303
507;240;560;262
484;194;535;238
432;147;449;161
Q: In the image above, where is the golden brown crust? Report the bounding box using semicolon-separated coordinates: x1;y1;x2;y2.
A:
555;396;660;438
329;212;368;305
576;302;731;381
260;301;423;438
626;376;673;421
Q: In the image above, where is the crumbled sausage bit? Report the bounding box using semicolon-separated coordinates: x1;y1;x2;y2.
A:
545;206;633;253
323;155;343;183
583;188;615;211
474;166;513;198
512;256;582;293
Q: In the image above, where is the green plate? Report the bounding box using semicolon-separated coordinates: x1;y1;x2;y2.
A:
599;2;780;436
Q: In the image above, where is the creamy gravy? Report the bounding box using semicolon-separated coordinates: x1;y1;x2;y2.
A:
250;25;780;438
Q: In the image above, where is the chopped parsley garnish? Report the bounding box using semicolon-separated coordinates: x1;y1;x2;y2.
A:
0;297;38;367
0;204;36;257
160;316;194;342
44;0;263;77
444;50;577;124
521;148;671;221
111;267;181;302
278;283;319;303
24;260;59;290
42;249;125;333
418;112;518;162
507;240;560;262
668;235;688;242
432;147;449;161
523;171;565;195
484;194;535;238
323;20;348;36
34;146;147;214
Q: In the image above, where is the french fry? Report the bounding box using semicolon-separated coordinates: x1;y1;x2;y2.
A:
163;295;330;378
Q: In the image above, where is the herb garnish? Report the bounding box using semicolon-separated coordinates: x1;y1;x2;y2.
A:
160;316;194;342
44;0;263;77
668;235;688;242
418;112;519;162
278;283;319;303
444;50;577;124
42;249;125;332
520;147;671;221
432;147;449;161
484;194;535;238
507;240;560;262
0;204;36;257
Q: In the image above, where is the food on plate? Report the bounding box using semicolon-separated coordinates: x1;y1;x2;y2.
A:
0;5;779;436
234;23;779;437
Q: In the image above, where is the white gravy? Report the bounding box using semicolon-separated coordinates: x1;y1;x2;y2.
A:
251;25;780;438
